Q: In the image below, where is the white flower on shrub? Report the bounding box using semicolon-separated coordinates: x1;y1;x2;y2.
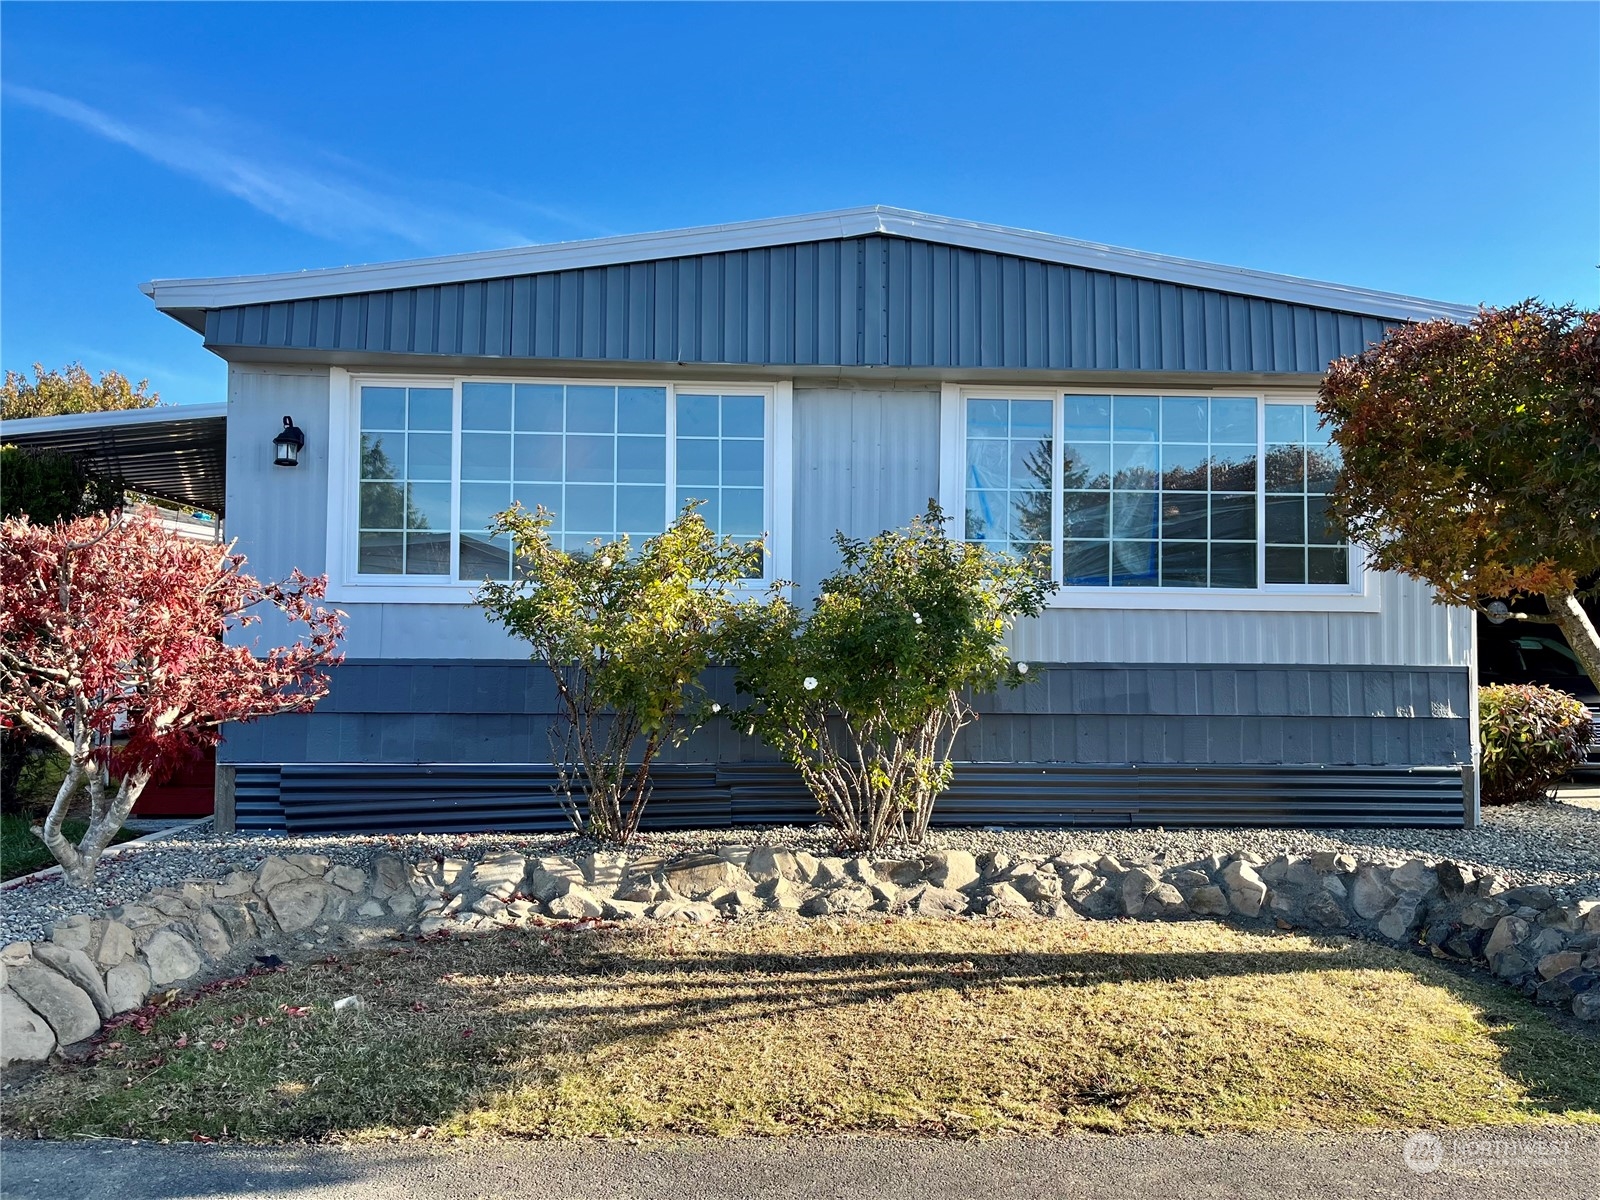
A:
599;556;613;570
803;676;818;691
711;703;721;713
912;611;923;625
1015;661;1029;675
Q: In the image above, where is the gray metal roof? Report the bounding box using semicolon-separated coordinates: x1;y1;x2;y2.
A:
1;404;228;514
144;205;1477;328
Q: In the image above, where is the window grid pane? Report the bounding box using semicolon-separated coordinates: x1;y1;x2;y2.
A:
963;397;1052;564
1264;403;1349;586
1059;394;1259;589
357;385;453;577
675;393;767;573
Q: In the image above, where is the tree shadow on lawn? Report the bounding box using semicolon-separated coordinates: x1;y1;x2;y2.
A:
11;919;1600;1141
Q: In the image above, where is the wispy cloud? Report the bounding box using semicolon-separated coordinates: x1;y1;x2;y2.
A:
3;83;577;253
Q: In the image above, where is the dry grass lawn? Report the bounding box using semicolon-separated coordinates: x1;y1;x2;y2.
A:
5;916;1598;1143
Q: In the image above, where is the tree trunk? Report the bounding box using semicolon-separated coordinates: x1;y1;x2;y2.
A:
1545;589;1600;693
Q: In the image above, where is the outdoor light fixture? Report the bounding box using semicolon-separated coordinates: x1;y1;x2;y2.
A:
1485;600;1511;625
272;415;305;467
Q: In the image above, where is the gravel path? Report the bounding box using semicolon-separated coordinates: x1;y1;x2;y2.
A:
3;799;1597;946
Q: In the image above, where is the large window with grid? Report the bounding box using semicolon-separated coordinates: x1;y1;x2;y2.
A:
959;389;1353;593
351;379;773;585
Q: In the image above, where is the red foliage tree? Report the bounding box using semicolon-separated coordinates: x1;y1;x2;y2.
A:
0;513;344;885
1319;301;1600;689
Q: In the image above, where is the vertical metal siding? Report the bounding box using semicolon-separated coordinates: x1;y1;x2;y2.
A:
1008;573;1469;669
791;387;941;599
206;237;1402;373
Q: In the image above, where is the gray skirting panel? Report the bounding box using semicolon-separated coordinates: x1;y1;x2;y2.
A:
232;762;1467;835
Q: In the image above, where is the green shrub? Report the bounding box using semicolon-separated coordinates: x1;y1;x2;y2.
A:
478;503;762;843
727;503;1049;851
1478;683;1594;805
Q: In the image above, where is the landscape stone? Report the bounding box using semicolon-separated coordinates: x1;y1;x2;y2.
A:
84;921;133;966
32;943;113;1019
0;990;55;1064
192;910;232;959
924;850;979;892
1052;850;1098;869
904;884;969;918
1573;992;1600;1021
649;900;720;925
255;856;307;895
1534;969;1596;1007
801;885;873;917
662;854;748;898
1301;891;1350;929
104;961;151;1014
1220;861;1267;918
582;852;627;892
1310;851;1358;875
746;846;802;883
812;857;851;888
370;855;410;900
8;963;100;1045
547;886;606;920
1378;897;1425;942
1120;868;1163;916
871;858;924;887
1074;880;1121;918
324;865;368;895
1390;860;1438;895
1484;916;1532;966
1189;885;1230;916
1435;861;1476;898
48;916;92;953
266;881;334;934
791;852;821;883
207;903;256;945
759;877;805;911
357;900;386;918
212;871;257;900
1500;885;1556;911
141;930;204;986
1458;897;1511;931
602;898;651;921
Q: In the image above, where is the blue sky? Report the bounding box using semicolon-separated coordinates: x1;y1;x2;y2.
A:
3;2;1595;407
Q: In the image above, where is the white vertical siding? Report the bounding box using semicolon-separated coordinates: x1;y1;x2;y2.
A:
791;386;941;598
1008;572;1468;667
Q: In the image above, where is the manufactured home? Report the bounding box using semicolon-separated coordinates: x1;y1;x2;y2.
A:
35;208;1484;832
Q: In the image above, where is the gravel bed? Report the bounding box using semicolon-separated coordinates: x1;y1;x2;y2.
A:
3;800;1597;946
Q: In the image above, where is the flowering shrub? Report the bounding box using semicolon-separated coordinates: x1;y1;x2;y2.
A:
727;504;1048;850
478;503;762;843
1479;684;1595;805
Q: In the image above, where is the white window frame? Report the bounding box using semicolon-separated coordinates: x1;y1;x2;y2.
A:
326;368;793;604
938;382;1379;613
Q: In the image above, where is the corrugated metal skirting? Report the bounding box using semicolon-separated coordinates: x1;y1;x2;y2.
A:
231;762;1466;835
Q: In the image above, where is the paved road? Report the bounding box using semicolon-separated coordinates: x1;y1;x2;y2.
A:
4;1131;1598;1200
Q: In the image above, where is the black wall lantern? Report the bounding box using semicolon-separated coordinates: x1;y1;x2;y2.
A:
272;415;305;467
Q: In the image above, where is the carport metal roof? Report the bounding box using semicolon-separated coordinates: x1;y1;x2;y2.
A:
1;403;228;515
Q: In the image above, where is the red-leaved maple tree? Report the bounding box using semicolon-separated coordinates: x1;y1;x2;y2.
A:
0;512;344;886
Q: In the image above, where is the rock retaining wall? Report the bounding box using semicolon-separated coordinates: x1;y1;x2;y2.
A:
4;844;1598;1064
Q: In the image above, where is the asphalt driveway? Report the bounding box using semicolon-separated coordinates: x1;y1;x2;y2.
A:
4;1130;1598;1200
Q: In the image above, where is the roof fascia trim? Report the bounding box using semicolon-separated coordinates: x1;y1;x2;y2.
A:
142;205;1475;323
